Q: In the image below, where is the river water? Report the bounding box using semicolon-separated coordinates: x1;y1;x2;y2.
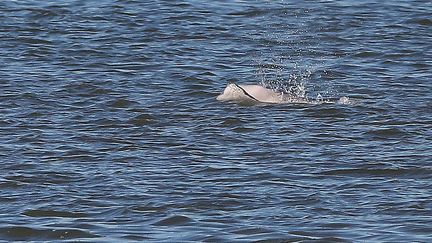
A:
1;0;431;242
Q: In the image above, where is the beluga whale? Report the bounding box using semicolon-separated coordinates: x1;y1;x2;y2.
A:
216;82;307;105
216;82;351;105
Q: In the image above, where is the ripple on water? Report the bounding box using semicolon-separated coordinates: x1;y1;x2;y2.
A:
0;180;23;190
0;226;99;241
5;171;83;185
219;117;245;126
22;209;88;218
410;18;432;26
318;167;432;179
153;215;194;227
127;113;155;126
107;98;138;109
364;127;408;139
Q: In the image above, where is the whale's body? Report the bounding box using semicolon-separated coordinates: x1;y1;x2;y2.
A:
216;83;284;104
216;82;351;105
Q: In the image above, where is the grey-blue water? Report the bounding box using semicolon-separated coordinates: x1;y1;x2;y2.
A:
1;0;431;242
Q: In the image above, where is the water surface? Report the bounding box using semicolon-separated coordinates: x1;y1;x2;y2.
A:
1;0;431;242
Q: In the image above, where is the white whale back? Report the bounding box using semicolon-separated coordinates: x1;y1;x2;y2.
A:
241;84;283;103
216;83;283;104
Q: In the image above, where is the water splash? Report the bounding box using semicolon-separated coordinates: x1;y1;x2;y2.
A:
253;56;315;99
249;2;341;104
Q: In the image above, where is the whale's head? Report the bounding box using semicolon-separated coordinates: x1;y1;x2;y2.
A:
216;83;237;101
216;83;258;103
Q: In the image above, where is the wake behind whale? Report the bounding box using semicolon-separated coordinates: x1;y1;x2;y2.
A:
217;82;351;105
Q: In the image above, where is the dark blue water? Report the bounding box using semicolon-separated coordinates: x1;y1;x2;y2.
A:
1;0;431;242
